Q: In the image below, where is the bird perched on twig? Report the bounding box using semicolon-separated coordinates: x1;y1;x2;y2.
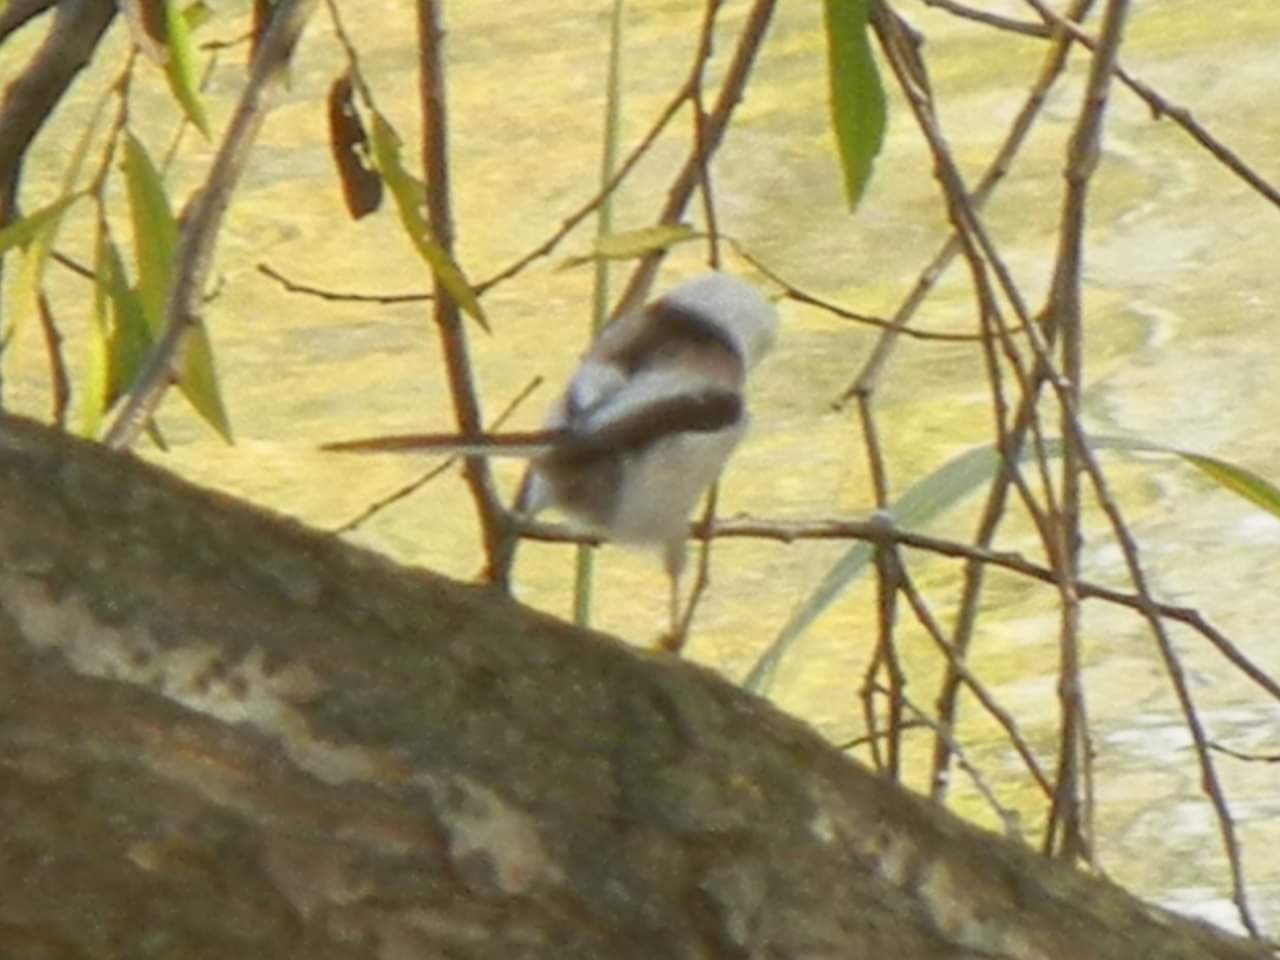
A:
326;272;778;648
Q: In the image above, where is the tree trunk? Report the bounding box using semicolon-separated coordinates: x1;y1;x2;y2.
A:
0;413;1267;959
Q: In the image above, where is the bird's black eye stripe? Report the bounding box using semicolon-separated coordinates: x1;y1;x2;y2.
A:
614;301;742;373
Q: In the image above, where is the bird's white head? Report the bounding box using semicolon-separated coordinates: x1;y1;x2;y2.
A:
655;271;778;370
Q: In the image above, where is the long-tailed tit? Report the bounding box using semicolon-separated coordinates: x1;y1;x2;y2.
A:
327;272;778;643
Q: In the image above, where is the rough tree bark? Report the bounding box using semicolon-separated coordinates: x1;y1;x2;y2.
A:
0;413;1268;959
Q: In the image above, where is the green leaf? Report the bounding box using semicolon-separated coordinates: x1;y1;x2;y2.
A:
182;0;212;31
84;222;155;435
744;445;998;692
744;434;1280;693
82;221;116;438
120;132;232;441
0;194;81;257
558;223;699;271
10;91;106;344
164;0;211;136
823;0;886;210
179;326;233;441
122;132;179;332
2;193;86;345
1087;435;1280;523
368;113;488;331
1180;453;1280;519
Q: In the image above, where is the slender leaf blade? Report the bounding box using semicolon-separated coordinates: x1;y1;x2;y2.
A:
120;132;232;440
1089;435;1280;522
82;220;116;437
823;0;886;210
0;194;81;257
368;113;488;330
94;227;154;410
1179;453;1280;520
164;0;211;136
744;445;998;692
121;132;179;332
746;434;1280;693
180;325;233;441
559;223;699;271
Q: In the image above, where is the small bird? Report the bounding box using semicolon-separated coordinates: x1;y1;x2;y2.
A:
326;272;778;646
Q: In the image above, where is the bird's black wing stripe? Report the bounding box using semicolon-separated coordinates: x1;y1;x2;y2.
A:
555;388;743;464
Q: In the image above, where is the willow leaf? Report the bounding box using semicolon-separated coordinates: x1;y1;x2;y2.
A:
559;224;699;271
368;113;487;331
823;0;886;210
121;132;232;440
164;0;211;136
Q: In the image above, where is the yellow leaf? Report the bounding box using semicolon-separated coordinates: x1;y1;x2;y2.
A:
368;113;488;331
559;223;699;271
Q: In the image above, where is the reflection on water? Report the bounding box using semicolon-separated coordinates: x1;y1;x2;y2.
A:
5;0;1279;933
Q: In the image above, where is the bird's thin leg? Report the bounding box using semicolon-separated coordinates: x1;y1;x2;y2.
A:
657;539;688;653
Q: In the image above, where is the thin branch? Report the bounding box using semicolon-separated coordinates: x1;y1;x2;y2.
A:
1021;0;1280;211
415;0;507;580
919;0;1051;37
103;0;321;448
0;0;115;327
890;543;1054;802
256;261;432;304
666;482;722;653
872;681;1025;839
868;1;1074;812
475;80;692;295
688;0;724;268
869;541;906;779
332;376;543;536
731;239;1005;343
520;510;1279;702
614;0;778;316
836;0;1094;406
35;292;69;428
0;0;57;44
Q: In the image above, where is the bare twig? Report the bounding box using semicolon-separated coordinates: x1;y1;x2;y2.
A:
35;292;69;428
256;261;432;304
869;538;906;779
521;510;1280;704
1021;0;1280;211
103;0;320;448
415;0;508;581
332;376;543;536
1036;0;1127;871
476;82;692;295
614;0;778;316
1210;744;1280;765
920;0;1051;37
0;0;115;331
688;0;725;268
0;0;57;44
667;483;722;653
872;681;1025;839
733;240;1022;343
836;0;1095;406
889;540;1054;803
866;2;1072;813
